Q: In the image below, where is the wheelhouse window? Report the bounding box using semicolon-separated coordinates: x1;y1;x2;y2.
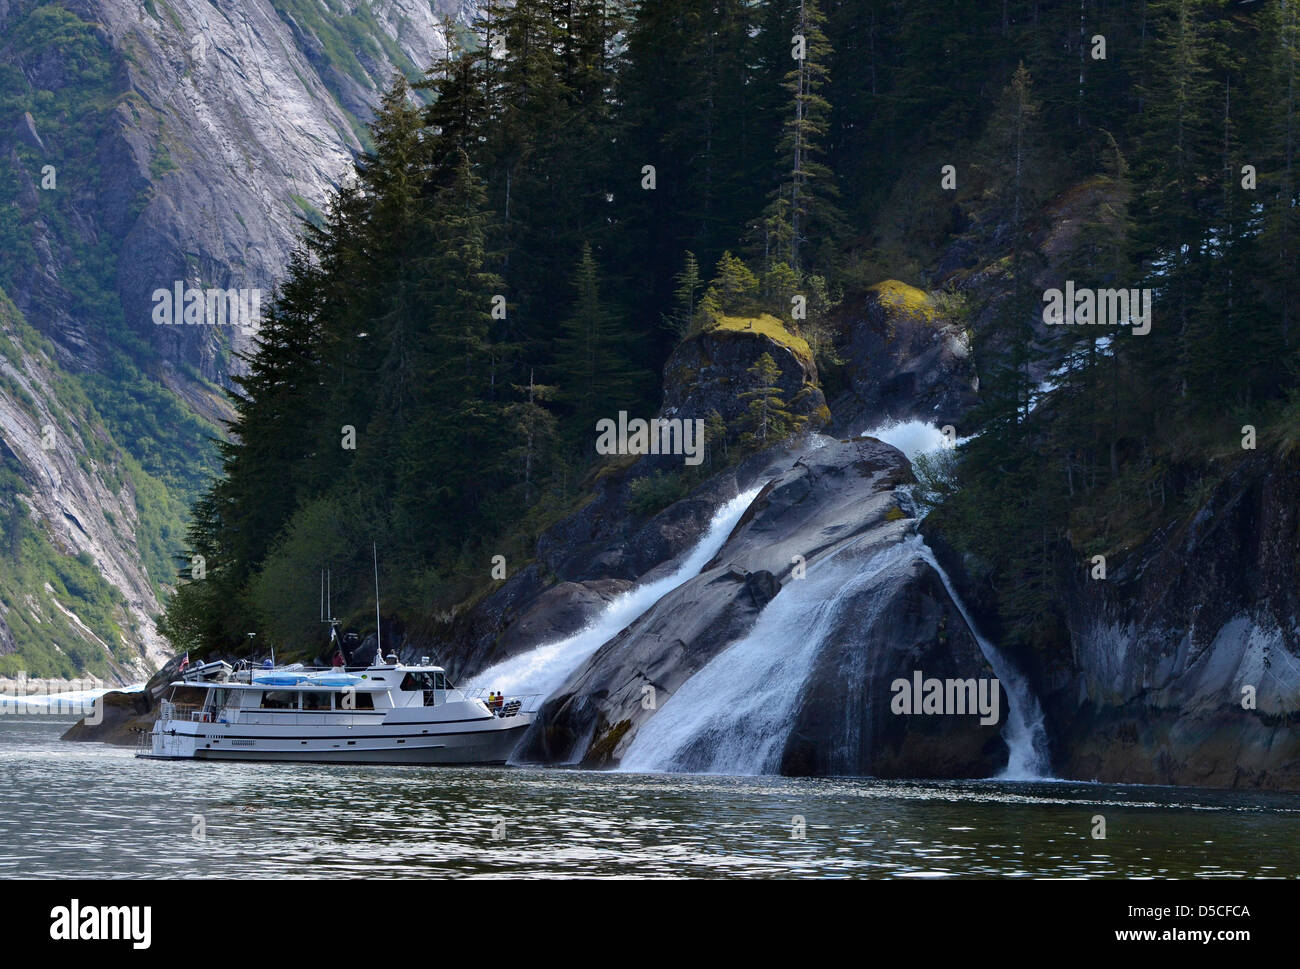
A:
260;691;296;710
400;672;448;691
337;690;374;711
400;672;446;705
302;691;332;711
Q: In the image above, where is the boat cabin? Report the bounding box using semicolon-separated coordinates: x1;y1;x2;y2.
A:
164;663;475;724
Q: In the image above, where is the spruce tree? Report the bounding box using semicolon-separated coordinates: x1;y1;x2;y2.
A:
740;351;798;446
768;0;842;272
554;243;643;447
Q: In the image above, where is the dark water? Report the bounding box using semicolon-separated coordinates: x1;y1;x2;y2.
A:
2;718;1298;878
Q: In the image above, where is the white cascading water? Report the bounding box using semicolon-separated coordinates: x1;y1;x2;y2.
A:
859;418;960;461
618;420;1051;778
464;486;762;702
913;543;1050;778
865;418;1050;777
618;539;915;774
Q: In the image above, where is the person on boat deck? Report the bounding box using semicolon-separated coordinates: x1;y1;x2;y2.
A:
490;692;504;713
331;651;344;668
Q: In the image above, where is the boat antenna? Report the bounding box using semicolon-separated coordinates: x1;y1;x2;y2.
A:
373;542;383;659
321;568;334;625
321;569;340;658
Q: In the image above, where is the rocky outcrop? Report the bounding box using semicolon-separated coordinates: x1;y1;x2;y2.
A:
780;554;1006;778
830;280;979;435
662;318;829;444
58;685;155;745
514;437;1009;777
1038;450;1300;788
61;650;188;744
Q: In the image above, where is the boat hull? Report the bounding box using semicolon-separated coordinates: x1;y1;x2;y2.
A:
141;716;531;766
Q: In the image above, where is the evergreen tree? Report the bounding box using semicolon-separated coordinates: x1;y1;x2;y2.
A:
396;150;509;548
701;251;760;320
768;0;842;272
740;351;798;446
970;64;1048;434
662;251;703;338
504;370;560;506
1255;0;1300;369
554;243;642;445
1130;0;1221;407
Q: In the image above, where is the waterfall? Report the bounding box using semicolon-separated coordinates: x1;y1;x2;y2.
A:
861;418;1051;778
913;543;1050;778
619;539;914;774
464;487;762;702
858;418;964;461
617;421;1051;779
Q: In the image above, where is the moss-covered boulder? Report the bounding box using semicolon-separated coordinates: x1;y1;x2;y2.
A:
662;316;829;445
831;279;978;435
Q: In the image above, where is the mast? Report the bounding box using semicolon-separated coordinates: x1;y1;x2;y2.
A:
373;543;383;659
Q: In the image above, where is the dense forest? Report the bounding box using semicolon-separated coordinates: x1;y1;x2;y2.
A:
161;0;1300;667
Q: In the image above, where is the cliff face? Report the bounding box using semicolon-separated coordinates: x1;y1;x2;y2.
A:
0;290;167;679
1038;450;1300;788
0;0;456;678
4;0;455;395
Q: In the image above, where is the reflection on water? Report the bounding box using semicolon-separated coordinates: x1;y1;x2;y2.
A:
1;719;1297;879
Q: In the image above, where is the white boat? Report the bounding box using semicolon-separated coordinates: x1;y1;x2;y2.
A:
140;657;535;765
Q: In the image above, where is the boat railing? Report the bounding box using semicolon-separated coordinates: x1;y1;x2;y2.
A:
464;688;544;718
158;700;205;722
222;663;438;684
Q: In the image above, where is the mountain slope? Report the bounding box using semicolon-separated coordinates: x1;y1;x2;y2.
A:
0;287;168;678
0;0;458;678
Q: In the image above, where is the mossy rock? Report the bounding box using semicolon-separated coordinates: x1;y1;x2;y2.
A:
711;313;814;368
585;717;633;767
867;280;939;324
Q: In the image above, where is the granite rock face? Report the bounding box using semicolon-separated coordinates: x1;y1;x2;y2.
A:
1038;451;1300;788
0;0;456;677
830;281;979;436
4;0;455;399
779;554;1006;779
514;437;1008;778
0;296;171;675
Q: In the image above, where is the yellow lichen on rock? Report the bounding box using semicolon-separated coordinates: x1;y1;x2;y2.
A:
868;279;938;323
712;313;814;368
